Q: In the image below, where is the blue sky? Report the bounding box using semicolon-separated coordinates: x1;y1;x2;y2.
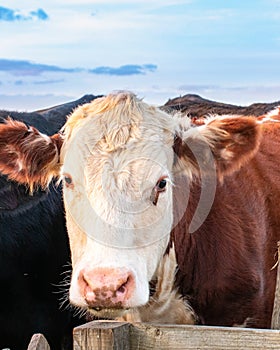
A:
0;0;280;110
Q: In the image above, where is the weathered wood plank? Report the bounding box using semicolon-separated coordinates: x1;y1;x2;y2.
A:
129;324;280;350
27;334;50;350
74;321;280;350
271;241;280;329
73;321;130;350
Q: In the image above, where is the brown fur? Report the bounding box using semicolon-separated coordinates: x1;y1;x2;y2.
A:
173;116;261;181
172;114;280;328
0;119;62;190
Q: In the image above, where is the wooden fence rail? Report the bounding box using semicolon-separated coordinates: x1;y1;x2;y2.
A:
73;320;280;350
25;321;280;350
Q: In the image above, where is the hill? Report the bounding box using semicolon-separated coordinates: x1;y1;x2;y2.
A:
162;94;280;117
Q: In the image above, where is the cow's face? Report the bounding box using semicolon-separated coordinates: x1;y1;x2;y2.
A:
61;94;177;316
0;92;262;318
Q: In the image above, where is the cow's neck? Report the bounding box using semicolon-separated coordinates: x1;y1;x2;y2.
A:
120;245;196;324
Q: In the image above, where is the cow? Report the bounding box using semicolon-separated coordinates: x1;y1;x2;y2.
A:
0;94;98;350
0;91;279;329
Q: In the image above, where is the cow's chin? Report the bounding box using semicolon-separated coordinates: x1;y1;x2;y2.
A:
87;307;129;319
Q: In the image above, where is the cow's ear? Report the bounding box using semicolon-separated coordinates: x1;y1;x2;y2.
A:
173;116;261;180
0;118;63;190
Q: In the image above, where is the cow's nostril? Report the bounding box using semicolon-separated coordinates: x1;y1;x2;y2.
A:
117;284;126;294
117;275;131;294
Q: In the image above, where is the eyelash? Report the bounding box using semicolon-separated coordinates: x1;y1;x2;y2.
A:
151;177;168;206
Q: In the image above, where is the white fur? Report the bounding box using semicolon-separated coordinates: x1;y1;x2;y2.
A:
61;93;178;315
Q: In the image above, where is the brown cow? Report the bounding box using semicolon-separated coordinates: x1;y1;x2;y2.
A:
0;92;279;328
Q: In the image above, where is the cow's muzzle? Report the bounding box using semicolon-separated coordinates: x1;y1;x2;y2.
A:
78;267;135;310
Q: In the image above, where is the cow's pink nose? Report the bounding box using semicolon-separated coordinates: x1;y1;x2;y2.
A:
78;267;135;309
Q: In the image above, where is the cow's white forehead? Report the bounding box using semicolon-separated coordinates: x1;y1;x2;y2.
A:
61;95;177;190
61;92;178;159
61;93;178;206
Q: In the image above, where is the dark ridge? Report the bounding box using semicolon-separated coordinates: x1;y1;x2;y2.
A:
0;94;101;135
162;94;280;117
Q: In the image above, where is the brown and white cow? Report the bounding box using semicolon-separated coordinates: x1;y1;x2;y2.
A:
0;92;280;328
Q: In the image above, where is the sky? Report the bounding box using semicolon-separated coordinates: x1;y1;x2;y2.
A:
0;0;280;111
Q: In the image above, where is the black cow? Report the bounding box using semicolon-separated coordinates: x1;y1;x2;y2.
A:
0;95;98;350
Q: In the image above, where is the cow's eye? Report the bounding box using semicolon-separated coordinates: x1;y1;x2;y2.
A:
63;173;73;188
156;178;167;191
151;177;168;205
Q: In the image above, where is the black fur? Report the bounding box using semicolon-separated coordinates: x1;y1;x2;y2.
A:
0;95;99;349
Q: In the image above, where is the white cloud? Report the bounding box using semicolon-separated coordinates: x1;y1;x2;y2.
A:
0;1;235;69
0;4;189;69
